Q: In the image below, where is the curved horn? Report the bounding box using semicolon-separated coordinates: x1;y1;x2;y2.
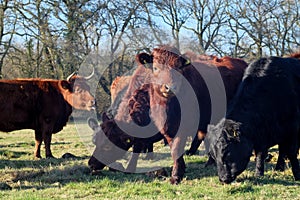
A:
66;71;77;81
84;68;95;80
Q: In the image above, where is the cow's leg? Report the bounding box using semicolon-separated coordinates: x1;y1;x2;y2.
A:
145;143;154;160
275;145;286;171
286;146;300;181
34;130;43;159
125;153;139;173
169;135;187;185
288;155;300;181
126;144;142;173
205;155;216;167
255;150;267;177
186;136;202;156
43;132;54;158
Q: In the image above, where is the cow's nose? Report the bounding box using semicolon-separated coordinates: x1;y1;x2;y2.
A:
163;84;170;93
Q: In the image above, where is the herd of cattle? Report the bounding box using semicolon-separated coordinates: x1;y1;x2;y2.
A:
1;45;300;185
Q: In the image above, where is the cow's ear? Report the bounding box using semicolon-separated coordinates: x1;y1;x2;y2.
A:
179;56;191;68
88;118;99;130
60;80;72;91
102;112;111;122
225;127;240;141
136;53;153;67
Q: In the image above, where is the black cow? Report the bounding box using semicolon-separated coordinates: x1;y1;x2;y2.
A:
207;55;300;184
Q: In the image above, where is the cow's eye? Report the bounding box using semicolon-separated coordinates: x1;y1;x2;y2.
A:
153;66;159;72
76;88;83;93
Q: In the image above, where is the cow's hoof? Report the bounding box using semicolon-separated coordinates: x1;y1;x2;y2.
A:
293;171;300;181
170;176;182;185
34;156;42;160
146;168;168;178
255;171;264;177
185;150;196;156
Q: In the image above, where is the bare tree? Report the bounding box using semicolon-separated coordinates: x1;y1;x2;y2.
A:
95;0;147;93
153;0;191;50
266;0;300;56
226;0;283;58
0;0;18;78
184;0;228;54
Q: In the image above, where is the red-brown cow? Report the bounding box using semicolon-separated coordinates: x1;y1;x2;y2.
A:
0;72;95;158
88;45;247;184
134;46;247;184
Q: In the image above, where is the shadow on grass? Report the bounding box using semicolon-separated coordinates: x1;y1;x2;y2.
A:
0;155;90;169
2;153;299;191
0;142;34;148
8;161;163;190
0;150;29;159
234;159;300;186
1;154;214;190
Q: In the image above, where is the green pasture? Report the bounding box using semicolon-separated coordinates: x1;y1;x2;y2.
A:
0;122;299;200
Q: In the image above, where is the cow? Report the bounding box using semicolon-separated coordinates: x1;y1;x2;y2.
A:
88;45;247;184
207;54;300;184
183;52;248;156
0;71;95;159
108;75;131;117
88;84;164;173
110;73;168;155
88;64;164;172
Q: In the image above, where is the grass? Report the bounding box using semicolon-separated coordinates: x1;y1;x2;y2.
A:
0;122;299;199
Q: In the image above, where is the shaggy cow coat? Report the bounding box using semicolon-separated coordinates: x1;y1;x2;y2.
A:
207;54;300;184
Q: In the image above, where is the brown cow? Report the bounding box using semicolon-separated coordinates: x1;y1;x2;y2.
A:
88;45;247;184
184;52;248;155
0;72;95;158
110;76;131;103
135;46;247;184
108;75;131;117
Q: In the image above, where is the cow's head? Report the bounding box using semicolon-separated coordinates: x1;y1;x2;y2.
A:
88;113;134;171
59;71;95;111
136;45;190;98
208;119;253;184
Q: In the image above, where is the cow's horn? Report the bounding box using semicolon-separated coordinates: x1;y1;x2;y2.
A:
66;71;77;81
84;68;95;80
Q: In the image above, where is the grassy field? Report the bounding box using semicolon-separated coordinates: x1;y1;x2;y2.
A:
0;122;299;200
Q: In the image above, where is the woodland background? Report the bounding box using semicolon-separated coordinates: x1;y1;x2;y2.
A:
1;0;299;112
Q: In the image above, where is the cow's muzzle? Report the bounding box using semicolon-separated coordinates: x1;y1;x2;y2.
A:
219;174;236;184
160;84;176;98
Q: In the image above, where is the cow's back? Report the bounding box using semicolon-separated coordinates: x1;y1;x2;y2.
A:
180;57;247;132
228;56;300;145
